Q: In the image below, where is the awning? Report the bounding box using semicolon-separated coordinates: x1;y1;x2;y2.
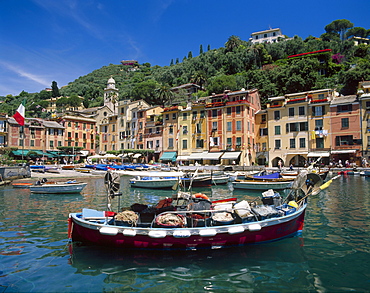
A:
203;152;223;160
176;155;189;161
133;153;142;158
11;150;30;156
159;151;177;161
221;152;241;160
308;152;330;157
331;149;357;154
29;150;54;157
188;152;207;160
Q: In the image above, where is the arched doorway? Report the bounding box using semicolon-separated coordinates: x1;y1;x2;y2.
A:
271;157;284;168
288;155;306;167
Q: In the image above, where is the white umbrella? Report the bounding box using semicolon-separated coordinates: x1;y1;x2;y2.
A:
103;154;120;159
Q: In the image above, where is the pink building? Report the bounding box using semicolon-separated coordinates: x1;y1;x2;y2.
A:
330;95;362;165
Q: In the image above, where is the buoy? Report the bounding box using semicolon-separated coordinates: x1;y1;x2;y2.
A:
194;193;210;201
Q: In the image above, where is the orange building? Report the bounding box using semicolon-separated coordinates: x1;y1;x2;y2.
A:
330;95;362;165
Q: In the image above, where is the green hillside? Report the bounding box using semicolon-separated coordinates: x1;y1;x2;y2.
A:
1;19;370;118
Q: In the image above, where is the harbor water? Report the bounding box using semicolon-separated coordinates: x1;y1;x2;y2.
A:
0;174;369;292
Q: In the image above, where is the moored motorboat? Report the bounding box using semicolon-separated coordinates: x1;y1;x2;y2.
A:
12;182;33;188
68;170;333;251
30;179;87;194
130;176;179;189
181;176;213;188
232;179;293;190
234;171;294;190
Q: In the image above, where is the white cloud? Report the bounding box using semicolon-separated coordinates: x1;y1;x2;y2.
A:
0;60;50;88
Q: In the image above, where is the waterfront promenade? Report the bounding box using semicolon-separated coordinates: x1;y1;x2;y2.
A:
11;164;370;181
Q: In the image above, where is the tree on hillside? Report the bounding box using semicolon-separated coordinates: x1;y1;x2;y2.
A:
200;44;203;54
35;90;52;100
131;80;159;105
346;27;369;38
339;59;370;95
155;84;174;106
191;70;207;90
207;75;238;94
225;35;242;52
68;94;82;109
325;19;354;41
56;96;69;110
51;81;60;98
354;44;370;58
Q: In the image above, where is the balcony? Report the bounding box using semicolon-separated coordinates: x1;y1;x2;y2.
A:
205;102;225;108
286;97;306;104
269;104;283;108
163;106;178;112
310;98;328;104
226;100;250;106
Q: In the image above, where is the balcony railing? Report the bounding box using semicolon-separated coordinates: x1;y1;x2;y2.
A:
205;102;225;108
310;98;328;104
225;100;249;106
163;106;178;112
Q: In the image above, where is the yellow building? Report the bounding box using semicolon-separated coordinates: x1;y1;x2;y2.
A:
176;104;192;164
268;89;336;167
160;105;182;163
99;114;118;153
307;89;335;164
255;109;269;165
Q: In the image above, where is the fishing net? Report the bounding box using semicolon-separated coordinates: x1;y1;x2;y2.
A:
114;210;138;225
155;213;186;227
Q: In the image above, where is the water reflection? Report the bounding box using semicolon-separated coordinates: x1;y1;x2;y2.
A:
68;237;316;292
1;174;369;292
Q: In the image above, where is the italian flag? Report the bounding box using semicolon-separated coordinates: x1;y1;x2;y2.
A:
13;102;25;126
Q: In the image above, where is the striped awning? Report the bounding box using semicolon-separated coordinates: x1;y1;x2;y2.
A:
159;152;177;161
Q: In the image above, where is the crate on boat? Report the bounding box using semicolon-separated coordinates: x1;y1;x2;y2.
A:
262;189;282;206
251;205;281;220
187;214;211;227
276;204;296;216
233;200;256;223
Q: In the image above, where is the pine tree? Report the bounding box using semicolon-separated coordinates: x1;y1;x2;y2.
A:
51;81;60;98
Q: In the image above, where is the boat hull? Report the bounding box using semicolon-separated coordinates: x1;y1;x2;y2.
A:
181;177;212;187
211;176;229;185
232;180;292;190
30;182;87;194
130;178;178;189
69;207;306;250
12;182;33;188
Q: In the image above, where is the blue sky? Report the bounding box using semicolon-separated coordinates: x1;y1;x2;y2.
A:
0;0;369;96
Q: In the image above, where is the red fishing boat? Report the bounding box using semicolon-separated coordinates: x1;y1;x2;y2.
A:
68;171;331;251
